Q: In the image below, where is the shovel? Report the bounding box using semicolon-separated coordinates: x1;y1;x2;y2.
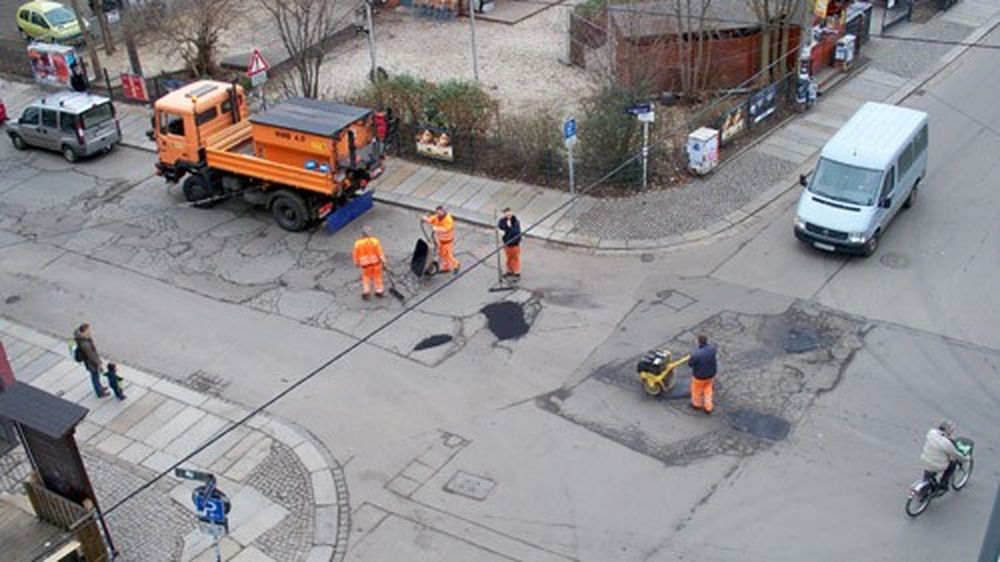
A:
384;265;406;302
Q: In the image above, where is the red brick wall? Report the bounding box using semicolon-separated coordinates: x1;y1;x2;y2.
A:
615;28;801;92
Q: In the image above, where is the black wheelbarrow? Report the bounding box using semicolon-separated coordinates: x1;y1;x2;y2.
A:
410;221;440;277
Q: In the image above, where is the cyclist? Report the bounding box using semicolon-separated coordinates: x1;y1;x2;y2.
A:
920;419;968;490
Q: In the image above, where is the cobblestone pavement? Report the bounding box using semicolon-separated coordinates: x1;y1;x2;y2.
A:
0;318;347;562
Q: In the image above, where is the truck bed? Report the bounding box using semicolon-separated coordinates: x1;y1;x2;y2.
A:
203;121;338;195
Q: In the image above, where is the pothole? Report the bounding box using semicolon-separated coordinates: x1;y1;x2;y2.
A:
481;301;530;340
784;328;821;353
413;334;453;351
726;409;791;441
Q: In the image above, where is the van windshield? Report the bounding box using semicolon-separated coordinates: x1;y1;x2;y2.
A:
80;103;114;130
809;158;882;206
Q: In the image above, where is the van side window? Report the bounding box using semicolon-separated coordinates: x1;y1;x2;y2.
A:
195;107;218;126
159;112;185;136
61;112;77;134
41;109;58;129
20;107;40;125
899;142;913;177
881;167;895;199
915;125;928;155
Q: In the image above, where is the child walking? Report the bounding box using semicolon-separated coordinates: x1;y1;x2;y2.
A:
104;363;126;400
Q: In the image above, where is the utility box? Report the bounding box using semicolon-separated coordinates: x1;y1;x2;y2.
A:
835;34;857;72
687;127;719;176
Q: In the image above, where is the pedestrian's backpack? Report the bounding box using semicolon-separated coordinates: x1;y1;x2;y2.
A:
69;340;83;363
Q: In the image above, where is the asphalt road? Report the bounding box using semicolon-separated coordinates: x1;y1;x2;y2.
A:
0;21;998;562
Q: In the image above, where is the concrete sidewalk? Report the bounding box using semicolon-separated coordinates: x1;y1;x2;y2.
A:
0;317;348;562
2;0;996;252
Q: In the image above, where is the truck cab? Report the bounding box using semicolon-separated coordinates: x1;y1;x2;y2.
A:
153;81;247;182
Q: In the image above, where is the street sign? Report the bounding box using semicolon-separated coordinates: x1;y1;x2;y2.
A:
247;49;270;77
626;102;653;116
174;468;215;482
563;118;577;148
637;111;655;123
251;71;268;88
192;485;230;525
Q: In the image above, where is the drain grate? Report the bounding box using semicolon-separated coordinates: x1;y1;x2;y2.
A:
443;470;496;501
726;409;791;441
184;371;229;395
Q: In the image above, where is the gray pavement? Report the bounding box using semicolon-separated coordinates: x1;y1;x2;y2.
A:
0;318;347;562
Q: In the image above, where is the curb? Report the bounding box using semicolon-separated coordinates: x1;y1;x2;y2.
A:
0;315;346;562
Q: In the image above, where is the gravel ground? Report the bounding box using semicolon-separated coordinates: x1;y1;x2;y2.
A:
571;149;798;240
319;6;597;113
865;18;973;80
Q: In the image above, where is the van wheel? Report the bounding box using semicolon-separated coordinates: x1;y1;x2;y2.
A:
183;175;220;209
10;134;26;150
903;186;917;209
861;233;879;258
270;190;310;232
62;145;78;163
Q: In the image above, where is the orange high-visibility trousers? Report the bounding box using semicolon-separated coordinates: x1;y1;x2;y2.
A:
361;264;384;296
438;241;460;272
690;377;714;412
504;245;521;275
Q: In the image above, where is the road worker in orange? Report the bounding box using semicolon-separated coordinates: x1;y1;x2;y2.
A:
353;226;386;300
687;334;718;415
422;206;460;273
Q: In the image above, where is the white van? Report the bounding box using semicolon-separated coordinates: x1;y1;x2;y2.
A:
794;102;928;257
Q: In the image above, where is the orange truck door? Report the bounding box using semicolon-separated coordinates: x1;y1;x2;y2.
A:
156;110;197;166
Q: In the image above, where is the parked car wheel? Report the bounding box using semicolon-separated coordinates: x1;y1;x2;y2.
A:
10;134;27;150
903;186;917;209
861;233;879;258
62;145;78;163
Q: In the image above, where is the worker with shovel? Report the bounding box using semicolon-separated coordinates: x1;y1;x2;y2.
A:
353;226;387;300
423;206;460;273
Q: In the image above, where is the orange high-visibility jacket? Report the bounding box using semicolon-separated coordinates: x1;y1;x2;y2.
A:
427;213;455;243
353;236;385;267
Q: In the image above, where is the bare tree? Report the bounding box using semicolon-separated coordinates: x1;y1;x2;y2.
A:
745;0;801;83
148;0;237;76
258;0;351;98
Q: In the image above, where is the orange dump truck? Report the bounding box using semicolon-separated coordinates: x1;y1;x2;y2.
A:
153;80;382;231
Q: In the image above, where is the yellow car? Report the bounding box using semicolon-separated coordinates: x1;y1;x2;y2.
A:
15;1;87;45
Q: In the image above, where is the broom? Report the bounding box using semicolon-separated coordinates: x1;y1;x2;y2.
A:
384;265;406;302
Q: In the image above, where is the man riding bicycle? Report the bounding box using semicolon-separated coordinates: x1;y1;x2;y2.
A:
920;419;968;489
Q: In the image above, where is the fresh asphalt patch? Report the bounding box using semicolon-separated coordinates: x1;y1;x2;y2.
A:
413;334;454;351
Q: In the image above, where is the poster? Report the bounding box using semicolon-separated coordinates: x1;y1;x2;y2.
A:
27;43;76;87
748;83;778;125
121;73;149;102
719;104;747;145
415;125;454;162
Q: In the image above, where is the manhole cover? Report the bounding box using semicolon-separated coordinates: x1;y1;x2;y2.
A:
640;253;655;263
4;295;20;304
413;334;453;351
784;328;820;353
726;409;791;441
443;471;496;501
879;252;910;270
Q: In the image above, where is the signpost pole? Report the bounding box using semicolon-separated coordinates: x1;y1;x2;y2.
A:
365;0;378;80
568;143;575;195
641;119;649;190
469;0;481;82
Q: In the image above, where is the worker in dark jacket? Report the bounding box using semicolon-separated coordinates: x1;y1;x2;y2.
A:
74;323;108;398
497;207;521;278
687;334;718;414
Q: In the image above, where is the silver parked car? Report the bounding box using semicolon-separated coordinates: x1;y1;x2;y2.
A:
5;91;121;162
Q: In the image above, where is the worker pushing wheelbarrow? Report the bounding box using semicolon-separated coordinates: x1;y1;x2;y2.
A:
410;206;460;278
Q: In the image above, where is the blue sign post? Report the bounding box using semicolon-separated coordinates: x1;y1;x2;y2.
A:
177;468;231;562
563;117;577;195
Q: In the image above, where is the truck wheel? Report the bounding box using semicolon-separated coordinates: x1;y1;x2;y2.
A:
183;175;220;209
270;190;310;232
10;134;26;150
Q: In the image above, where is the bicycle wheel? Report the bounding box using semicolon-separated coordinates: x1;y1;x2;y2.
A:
952;458;973;490
905;492;931;517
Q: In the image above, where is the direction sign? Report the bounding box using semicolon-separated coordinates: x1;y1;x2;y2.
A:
626;102;653;116
563;118;577;148
247;49;270;77
175;468;214;482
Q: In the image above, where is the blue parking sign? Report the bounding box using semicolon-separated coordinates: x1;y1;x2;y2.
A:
563;118;577;141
